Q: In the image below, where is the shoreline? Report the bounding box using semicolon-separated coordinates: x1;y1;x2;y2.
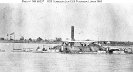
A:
1;40;133;46
0;40;62;44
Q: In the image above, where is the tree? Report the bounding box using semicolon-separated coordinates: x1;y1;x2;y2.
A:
55;37;62;42
29;38;32;41
20;36;24;40
36;37;43;42
0;37;4;40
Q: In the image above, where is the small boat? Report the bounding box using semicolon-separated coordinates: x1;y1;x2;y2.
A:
97;51;106;54
12;49;22;52
33;51;49;53
78;52;97;54
0;49;5;52
33;46;50;53
23;48;33;52
113;51;125;54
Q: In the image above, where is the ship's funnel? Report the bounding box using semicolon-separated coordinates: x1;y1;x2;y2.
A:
71;26;74;41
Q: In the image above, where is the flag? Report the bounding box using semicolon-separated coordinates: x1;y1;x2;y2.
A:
10;32;14;35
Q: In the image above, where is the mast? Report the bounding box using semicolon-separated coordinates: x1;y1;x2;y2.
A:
13;32;15;50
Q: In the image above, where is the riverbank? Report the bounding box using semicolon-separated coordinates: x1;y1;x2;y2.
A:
0;40;62;44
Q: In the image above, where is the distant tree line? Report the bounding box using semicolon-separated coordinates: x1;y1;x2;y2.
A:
0;36;62;44
99;41;133;46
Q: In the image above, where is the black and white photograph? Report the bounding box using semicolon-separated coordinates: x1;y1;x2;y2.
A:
0;2;133;72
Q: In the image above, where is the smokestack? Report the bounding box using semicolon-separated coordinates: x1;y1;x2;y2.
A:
71;26;74;41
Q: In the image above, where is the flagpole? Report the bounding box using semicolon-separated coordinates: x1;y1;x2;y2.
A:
7;34;8;40
13;32;15;50
14;32;15;41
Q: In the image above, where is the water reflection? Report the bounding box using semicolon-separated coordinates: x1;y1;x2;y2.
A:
1;53;133;72
0;43;133;72
106;54;133;72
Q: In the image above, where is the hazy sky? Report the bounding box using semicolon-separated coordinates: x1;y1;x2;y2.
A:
0;3;133;41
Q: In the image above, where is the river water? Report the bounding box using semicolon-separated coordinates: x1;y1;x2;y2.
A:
0;43;133;72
